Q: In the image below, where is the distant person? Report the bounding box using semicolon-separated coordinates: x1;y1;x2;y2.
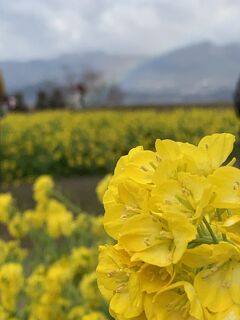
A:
8;96;17;111
77;83;86;108
233;77;240;118
69;83;86;110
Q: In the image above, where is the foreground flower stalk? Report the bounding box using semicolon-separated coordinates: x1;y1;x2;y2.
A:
97;133;240;320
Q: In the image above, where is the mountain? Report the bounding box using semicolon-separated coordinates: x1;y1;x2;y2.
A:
0;52;145;103
121;41;240;103
1;42;240;105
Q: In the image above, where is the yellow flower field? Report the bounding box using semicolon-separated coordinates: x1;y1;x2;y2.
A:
0;108;239;183
0;176;111;320
0;132;240;319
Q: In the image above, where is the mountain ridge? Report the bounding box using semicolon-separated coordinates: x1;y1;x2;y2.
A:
1;41;239;104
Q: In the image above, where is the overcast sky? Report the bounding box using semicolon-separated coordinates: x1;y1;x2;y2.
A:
0;0;240;61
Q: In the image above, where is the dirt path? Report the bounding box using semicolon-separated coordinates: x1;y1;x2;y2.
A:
0;175;104;215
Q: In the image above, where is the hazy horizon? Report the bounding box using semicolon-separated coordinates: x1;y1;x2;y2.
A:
1;40;240;64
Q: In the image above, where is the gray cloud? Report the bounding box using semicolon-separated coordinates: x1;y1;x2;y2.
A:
0;0;240;61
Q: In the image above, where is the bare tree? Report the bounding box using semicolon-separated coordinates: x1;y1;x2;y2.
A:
15;92;28;112
35;90;49;110
49;88;66;109
61;66;125;108
105;85;125;106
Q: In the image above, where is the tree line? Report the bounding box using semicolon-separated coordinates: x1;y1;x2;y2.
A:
0;69;125;115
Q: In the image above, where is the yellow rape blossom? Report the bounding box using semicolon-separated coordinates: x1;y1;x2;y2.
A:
0;109;238;183
194;242;240;314
45;200;74;238
8;213;29;238
144;281;203;320
70;246;92;274
80;272;102;308
0;193;13;223
209;166;240;209
0;263;24;311
103;178;150;240
33;175;54;203
97;245;144;319
82;311;107;320
97;133;240;319
138;263;174;294
150;172;213;222
96;174;112;203
119;212;196;267
23;208;45;229
0;174;110;319
68;306;86;319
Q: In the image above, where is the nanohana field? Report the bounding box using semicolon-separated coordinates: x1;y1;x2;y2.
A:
0;108;239;183
0;175;111;320
0;108;240;320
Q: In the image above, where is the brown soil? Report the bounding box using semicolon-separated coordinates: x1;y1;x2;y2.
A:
0;175;104;215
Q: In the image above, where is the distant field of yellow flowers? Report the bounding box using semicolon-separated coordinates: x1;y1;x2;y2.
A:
0;108;239;183
0;175;110;320
1;125;240;319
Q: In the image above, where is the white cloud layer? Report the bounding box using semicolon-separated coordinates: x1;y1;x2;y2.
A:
0;0;240;61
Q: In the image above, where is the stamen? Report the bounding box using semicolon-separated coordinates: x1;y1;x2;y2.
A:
144;238;151;247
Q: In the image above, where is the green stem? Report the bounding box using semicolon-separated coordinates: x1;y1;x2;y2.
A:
188;237;214;248
199;222;208;236
51;189;82;215
197;226;204;238
222;234;228;241
216;209;228;241
190;238;214;244
226;209;232;217
202;216;218;244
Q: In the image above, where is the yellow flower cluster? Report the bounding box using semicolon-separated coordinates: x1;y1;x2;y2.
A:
97;133;240;319
0;193;13;223
33;174;54;202
0;108;238;183
96;174;112;203
0;175;110;319
24;175;74;238
0;263;23;311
